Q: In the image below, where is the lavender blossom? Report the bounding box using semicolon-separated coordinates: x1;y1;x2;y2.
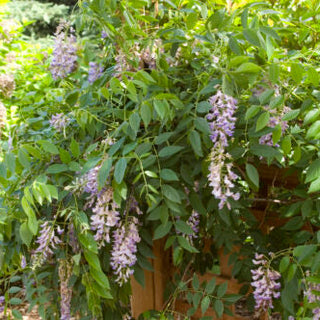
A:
32;221;62;266
21;255;27;269
127;195;143;216
259;115;288;147
207;90;238;148
59;259;73;320
50;24;77;80
88;62;103;83
91;188;120;248
0;296;5;313
110;217;141;286
187;211;200;242
49;113;70;132
304;276;320;319
206;91;239;209
101;31;108;39
81;165;101;195
251;253;281;311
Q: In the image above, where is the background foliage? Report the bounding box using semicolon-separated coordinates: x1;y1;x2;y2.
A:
0;0;320;319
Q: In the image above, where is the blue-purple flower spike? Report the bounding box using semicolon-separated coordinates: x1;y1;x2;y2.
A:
88;62;103;83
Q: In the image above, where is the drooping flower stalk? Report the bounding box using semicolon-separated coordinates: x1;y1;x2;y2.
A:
91;188;120;248
0;296;5;313
59;259;73;320
81;165;101;195
88;62;103;83
110;217;141;286
187;210;200;243
49;113;70;132
32;221;63;267
207;90;239;209
50;23;77;80
304;273;320;319
251;253;281;311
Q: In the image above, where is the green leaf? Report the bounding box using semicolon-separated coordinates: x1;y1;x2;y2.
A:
281;136;291;155
205;278;216;294
243;28;261;47
140;103;152;128
194;118;210;134
153;222;172;240
189;130;203;157
259;89;274;105
217;282;228;297
301;199;313;218
114;158;127;184
129;112;141;134
282;109;300;121
228;36;242;55
154;132;174;145
70;138;80;158
90;267;110;289
287;264;297;281
279;256;290;273
8;286;21;294
304;109;320;126
186;12;198;29
309;177;320;193
20;222;33;247
9;298;22;305
214;300;224;318
192;273;199;290
306;159;320;183
177;236;198;253
293;245;317;264
282;217;304;230
306;120;320;139
154;99;169;120
246;163;259;188
18;149;30;168
59;149;71;164
84;250;101;271
21;197;38;235
78;232;98;253
175;220;193;235
159;146;184;158
47;164;69;174
293;146;301;163
245;105;260;120
163;184;181;203
38;140;59;154
160;169;179;181
307;67;319;86
256;112;270;132
272;124;282;145
291;63;304;84
236;62;261;74
201;296;210;314
98;158;112;190
12;309;23;320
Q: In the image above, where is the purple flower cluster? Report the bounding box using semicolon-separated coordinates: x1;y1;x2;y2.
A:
110;217;141;286
259;110;288;147
101;31;108;39
0;296;4;313
186;210;200;243
50;24;77;80
81;165;101;195
304;276;320;319
49;113;70;132
206;90;240;209
59;259;73;320
32;222;63;266
91;188;120;247
88;62;103;83
207;91;238;148
251;253;281;311
21;255;27;269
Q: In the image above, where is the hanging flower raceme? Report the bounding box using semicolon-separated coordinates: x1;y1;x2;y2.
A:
88;62;103;83
207;90;240;209
0;296;4;313
90;188;120;248
81;165;101;196
251;253;281;311
186;210;200;243
110;217;141;286
59;259;73;320
32;221;63;267
49;113;70;132
304;274;320;319
50;23;77;80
